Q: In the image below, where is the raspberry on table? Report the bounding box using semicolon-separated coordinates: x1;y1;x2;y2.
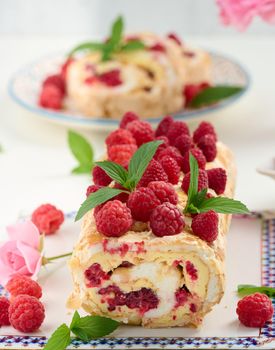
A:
126;120;154;146
127;187;161;222
150;202;185;237
155;115;174;137
167;33;182;46
191;210;219;243
207;168;227;195
148;181;178;205
159;156;181;185
236;293;274;328
138;159;168;187
42;74;65;96
39;85;63;110
95;200;133;237
98;69;122;87
182;148;206;174
0;297;10;326
6;275;42;299
107;144;137;167
184;83;210;106
106;129;136;148
119;111;139;129
86;184;101;197
174;134;193;156
193;121;217;144
156;146;184;168
181;169;208;194
197;134;217;162
92;165;112;186
167;121;190;145
31;203;64;235
9;295;45;333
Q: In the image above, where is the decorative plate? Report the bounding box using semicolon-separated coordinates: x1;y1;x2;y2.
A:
0;211;274;349
8;51;250;131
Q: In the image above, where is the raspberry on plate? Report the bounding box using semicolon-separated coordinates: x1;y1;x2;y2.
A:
167;121;190;145
42;74;65;96
193;121;217;144
107;144;137;167
126;120;154;146
39;85;63;110
207;167;227;195
191;210;219;243
184;83;210;106
150;203;185;237
174;134;193;156
106;129;136;148
148;181;178;205
159;156;181;185
0;296;10;326
95;200;133;237
182;148;206;174
197;134;217;162
156;146;183;168
237;293;274;328
6;275;42;299
9;295;45;333
86;184;101;197
181;169;208;194
138;159;168;187
120;111;139;129
31;203;64;235
127;187;161;222
92;165;112;186
155;115;174;137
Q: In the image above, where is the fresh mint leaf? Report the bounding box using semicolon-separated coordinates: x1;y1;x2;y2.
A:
70;311;81;330
43;323;71;350
128;140;163;189
71;315;119;341
110;16;124;49
193;188;208;207
190;85;243;108
75;187;125;221
121;40;145;52
184;153;199;212
68;42;104;57
197;196;249;214
238;284;275;298
95;161;129;187
68;130;94;175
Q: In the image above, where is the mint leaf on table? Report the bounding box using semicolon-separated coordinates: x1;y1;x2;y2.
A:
95;161;129;187
44;324;71;350
190;85;244;108
238;285;275;298
68;130;94;175
69;311;81;330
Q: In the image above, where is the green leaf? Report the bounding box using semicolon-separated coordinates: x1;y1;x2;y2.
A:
95;161;129;187
43;324;71;350
197;196;249;214
238;284;275;298
190;85;244;108
193;188;208;207
185;154;199;211
121;40;145;52
71;315;119;341
70;311;81;330
75;187;125;221
68;130;94;175
109;16;124;49
68;42;105;57
128;140;163;189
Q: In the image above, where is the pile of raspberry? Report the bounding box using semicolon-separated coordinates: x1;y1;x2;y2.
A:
0;275;45;332
88;112;227;243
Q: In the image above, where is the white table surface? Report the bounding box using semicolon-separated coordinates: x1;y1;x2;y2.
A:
1;35;275;238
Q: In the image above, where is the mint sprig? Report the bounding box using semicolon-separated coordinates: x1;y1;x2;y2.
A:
75;140;162;221
44;311;119;350
237;284;275;298
184;154;249;215
68;130;94;174
69;16;145;61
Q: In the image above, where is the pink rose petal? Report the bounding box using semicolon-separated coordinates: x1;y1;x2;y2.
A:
16;241;42;274
7;221;40;249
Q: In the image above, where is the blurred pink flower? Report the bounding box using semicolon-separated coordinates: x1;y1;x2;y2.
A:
217;0;275;30
0;221;42;285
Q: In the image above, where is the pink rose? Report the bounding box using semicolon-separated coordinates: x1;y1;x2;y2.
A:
0;221;42;285
217;0;275;30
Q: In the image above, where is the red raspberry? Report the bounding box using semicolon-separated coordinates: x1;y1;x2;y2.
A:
86;184;101;197
127;188;160;222
148;181;178;205
174;134;193;155
92;165;112;186
236;293;274;328
156;146;183;168
61;57;74;81
167;33;182;46
185;261;198;280
149;43;166;52
167;121;190;145
191;210;219;243
113;183;129;203
120;111;139;129
150;203;184;237
42;74;65;96
175;288;189;307
207;168;227;195
197;134;217;162
9;295;45;333
181;169;208;194
0;297;10;326
84;263;109;287
95;200;132;237
6;275;42;299
125;288;159;313
184;82;210;106
154;136;170;159
106;129;136;148
182;148;206;174
107;144;137;167
138;159;168;187
126;120;154;146
155;115;173;137
159;156;181;185
193;121;217;144
31;203;64;235
39;85;63;110
98;69;122;87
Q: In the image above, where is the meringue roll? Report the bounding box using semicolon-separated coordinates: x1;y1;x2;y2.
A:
67;142;236;328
